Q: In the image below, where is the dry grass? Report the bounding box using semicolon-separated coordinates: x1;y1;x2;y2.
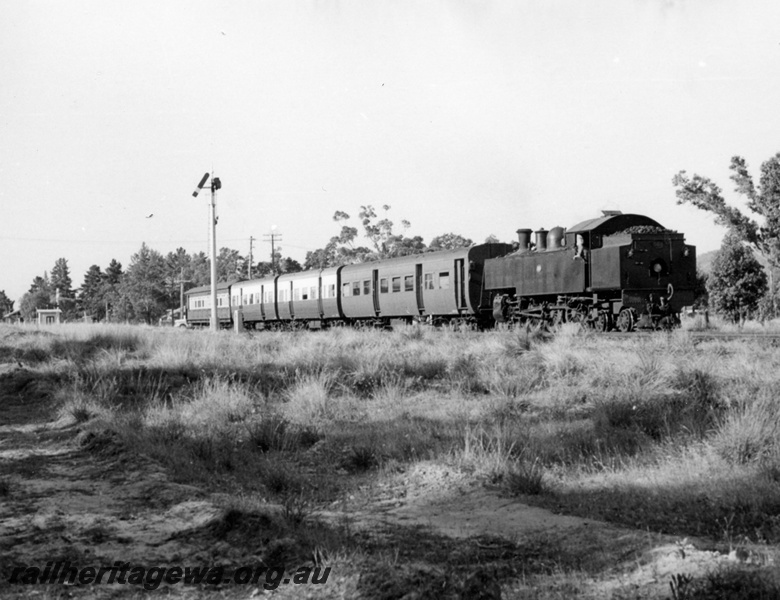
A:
4;320;780;597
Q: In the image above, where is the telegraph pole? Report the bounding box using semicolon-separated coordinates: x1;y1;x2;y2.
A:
174;268;191;325
248;236;255;279
192;172;222;332
263;228;282;275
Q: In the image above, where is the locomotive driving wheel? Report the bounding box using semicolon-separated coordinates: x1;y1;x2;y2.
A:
596;311;612;332
616;308;634;332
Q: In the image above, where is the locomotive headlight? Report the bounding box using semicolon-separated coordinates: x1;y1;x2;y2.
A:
653;263;663;273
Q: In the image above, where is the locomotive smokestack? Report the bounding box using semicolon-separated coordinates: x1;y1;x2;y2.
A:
516;228;532;253
535;229;548;251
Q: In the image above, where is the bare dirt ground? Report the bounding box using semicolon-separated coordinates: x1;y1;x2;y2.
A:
1;364;775;599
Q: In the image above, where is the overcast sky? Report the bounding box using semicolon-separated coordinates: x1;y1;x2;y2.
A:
2;1;779;303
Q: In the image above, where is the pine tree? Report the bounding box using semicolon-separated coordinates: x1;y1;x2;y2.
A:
102;260;124;322
79;265;105;321
123;243;167;324
50;258;73;298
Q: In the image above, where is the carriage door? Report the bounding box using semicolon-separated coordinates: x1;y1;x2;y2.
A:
454;259;467;311
415;264;425;315
372;269;380;315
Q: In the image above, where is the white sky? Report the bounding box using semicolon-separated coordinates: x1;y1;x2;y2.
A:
2;0;780;303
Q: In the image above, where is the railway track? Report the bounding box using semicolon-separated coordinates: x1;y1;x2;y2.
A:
601;329;780;342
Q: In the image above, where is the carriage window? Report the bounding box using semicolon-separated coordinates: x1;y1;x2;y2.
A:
380;278;388;293
424;273;434;290
328;284;336;298
392;277;401;293
342;283;351;297
439;272;450;289
363;280;371;295
404;275;414;292
311;286;317;299
352;281;361;296
294;289;301;301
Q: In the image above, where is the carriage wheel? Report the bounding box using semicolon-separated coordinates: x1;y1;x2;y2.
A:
616;308;634;333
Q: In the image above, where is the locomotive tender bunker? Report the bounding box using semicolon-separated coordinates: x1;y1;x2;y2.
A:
484;212;696;331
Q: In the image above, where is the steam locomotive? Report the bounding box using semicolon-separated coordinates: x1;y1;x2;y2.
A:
184;212;696;332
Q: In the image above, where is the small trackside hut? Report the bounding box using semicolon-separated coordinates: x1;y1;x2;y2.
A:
484;212;696;331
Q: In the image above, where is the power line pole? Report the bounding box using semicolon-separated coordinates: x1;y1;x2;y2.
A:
173;268;191;325
263;229;283;275
248;236;255;279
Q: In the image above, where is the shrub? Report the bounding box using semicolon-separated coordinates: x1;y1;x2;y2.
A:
504;458;546;495
246;415;319;453
343;444;379;472
714;392;780;465
284;370;336;423
260;460;304;496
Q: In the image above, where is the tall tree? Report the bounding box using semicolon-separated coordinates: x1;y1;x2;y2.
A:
278;256;303;274
217;247;244;282
358;204;424;259
123;243;167;324
19;291;50;322
102;259;125;322
304;205;424;268
0;291;13;319
79;265;106;321
50;258;73;298
29;274;51;295
673;152;780;315
19;273;53;321
189;252;211;287
50;258;78;319
707;232;767;324
105;259;123;285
